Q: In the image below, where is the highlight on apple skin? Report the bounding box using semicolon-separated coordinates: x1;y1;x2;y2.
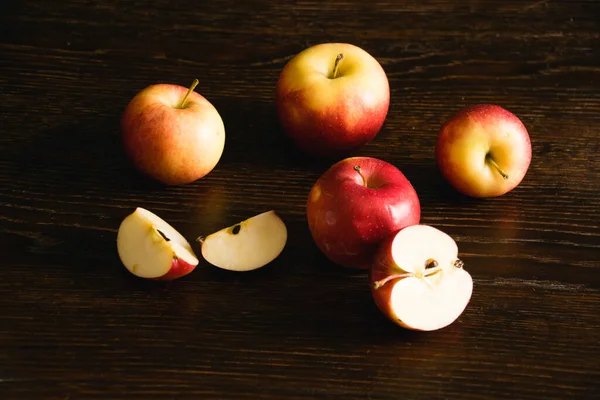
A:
435;104;532;198
276;42;390;157
198;210;288;272
306;156;421;270
369;224;473;332
121;79;226;186
116;207;199;280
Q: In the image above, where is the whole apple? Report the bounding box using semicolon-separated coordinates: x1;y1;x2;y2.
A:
121;79;225;185
307;156;420;269
435;104;532;198
276;43;390;157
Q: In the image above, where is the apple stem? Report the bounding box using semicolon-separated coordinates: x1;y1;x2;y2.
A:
178;78;199;109
423;266;443;278
354;165;367;187
332;53;344;79
372;272;413;290
486;155;509;180
372;263;446;290
196;236;204;244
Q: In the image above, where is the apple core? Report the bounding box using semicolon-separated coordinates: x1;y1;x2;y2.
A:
371;259;459;290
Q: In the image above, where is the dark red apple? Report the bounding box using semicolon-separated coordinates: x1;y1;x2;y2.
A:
306;156;420;269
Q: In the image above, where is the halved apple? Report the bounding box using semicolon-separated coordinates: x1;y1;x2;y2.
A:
116;207;199;280
370;224;473;331
198;210;287;272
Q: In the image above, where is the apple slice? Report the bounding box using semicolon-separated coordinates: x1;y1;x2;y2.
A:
370;224;473;331
116;207;199;280
198;210;287;272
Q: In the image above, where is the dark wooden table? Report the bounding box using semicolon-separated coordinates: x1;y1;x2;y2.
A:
2;0;599;399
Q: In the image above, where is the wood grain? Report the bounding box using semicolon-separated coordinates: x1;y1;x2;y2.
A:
1;0;599;399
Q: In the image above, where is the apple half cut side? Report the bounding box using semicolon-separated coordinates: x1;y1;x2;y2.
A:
116;207;199;280
369;224;473;331
198;210;287;272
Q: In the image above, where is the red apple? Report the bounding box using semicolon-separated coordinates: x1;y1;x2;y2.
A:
306;156;420;269
121;79;225;185
116;207;199;280
435;104;532;198
370;224;473;331
276;43;390;157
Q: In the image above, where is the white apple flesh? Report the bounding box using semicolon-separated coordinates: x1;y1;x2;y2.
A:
199;210;287;272
370;225;473;331
117;207;199;280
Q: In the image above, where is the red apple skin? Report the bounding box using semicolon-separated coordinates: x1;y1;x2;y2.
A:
151;258;197;281
121;83;225;186
368;235;402;323
435;104;532;198
306;156;420;269
276;43;390;157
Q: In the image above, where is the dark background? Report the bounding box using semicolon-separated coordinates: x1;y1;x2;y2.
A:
1;1;599;399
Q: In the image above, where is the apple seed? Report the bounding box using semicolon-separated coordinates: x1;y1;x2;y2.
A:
156;229;171;242
231;224;241;235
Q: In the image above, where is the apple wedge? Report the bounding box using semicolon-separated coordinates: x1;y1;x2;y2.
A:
370;225;473;331
198;210;287;272
116;207;199;280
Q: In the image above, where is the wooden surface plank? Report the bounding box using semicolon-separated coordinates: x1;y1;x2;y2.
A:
1;0;599;399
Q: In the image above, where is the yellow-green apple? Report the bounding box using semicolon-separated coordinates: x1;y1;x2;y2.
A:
307;156;420;269
435;104;532;198
370;224;473;331
121;79;225;185
116;207;199;280
198;210;287;272
276;43;390;157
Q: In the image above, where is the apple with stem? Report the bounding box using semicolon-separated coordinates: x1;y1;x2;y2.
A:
276;43;390;157
307;156;420;269
198;210;288;272
116;207;199;280
121;79;225;185
370;224;473;331
435;104;532;198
